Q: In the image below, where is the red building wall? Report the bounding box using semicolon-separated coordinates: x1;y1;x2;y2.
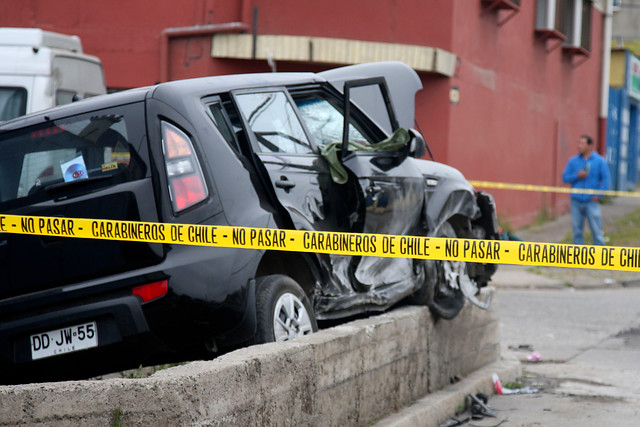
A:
447;2;603;226
0;0;604;228
1;0;223;88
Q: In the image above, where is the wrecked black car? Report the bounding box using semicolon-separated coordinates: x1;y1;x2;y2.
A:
0;61;498;383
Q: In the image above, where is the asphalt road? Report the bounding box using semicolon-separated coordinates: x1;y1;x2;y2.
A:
456;287;640;427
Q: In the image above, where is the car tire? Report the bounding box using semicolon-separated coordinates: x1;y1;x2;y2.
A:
410;222;466;319
255;275;318;344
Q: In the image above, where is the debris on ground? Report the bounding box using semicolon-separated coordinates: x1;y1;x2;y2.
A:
469;393;496;418
440;392;507;427
525;351;542;362
507;344;534;352
507;344;543;362
493;373;539;395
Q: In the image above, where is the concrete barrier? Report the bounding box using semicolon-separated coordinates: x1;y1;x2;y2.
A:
0;290;505;426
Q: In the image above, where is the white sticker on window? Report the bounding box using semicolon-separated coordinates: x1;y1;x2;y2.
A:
61;155;88;182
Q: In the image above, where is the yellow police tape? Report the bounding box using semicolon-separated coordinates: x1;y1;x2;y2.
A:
3;214;640;272
469;180;640;198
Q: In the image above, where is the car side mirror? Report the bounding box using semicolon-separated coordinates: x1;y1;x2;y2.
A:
408;128;427;159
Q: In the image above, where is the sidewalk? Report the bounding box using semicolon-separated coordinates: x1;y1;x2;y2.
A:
491;196;640;290
378;197;640;427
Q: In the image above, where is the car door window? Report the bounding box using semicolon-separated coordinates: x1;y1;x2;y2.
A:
234;91;313;154
207;101;240;152
294;97;373;150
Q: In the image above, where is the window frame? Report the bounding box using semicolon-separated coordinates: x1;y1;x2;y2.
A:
535;0;567;41
202;95;242;153
535;0;592;55
341;77;399;158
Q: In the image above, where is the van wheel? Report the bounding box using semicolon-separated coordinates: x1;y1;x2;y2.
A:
255;275;318;344
410;222;465;319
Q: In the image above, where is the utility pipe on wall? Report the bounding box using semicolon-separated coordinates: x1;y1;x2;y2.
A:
160;22;249;83
599;0;613;154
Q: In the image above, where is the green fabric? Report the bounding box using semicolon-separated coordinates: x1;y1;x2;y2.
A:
320;128;411;184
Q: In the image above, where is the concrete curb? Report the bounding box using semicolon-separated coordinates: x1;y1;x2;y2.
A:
376;359;521;427
0;293;502;426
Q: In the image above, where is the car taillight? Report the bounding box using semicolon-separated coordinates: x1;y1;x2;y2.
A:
132;280;169;303
161;121;208;212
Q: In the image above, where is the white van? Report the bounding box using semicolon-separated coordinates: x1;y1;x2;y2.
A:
0;28;106;121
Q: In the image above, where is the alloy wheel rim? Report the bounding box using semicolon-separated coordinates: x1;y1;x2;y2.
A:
273;293;313;341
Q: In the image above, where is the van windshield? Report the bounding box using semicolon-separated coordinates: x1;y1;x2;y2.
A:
0;102;148;209
0;87;27;121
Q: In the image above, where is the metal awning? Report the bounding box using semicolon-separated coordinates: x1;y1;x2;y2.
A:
211;34;456;77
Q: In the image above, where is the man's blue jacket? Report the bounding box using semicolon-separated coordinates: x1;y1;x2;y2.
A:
562;151;610;202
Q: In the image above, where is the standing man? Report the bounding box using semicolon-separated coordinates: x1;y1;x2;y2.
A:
562;135;611;245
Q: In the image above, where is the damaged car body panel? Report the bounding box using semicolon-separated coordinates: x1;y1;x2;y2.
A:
0;61;498;383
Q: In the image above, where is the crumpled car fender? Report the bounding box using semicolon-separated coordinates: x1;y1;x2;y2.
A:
409;158;479;234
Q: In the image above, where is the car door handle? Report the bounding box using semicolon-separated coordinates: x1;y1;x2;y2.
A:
275;177;296;190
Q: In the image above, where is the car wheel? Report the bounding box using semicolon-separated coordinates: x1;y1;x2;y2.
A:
255;275;318;344
410;222;466;319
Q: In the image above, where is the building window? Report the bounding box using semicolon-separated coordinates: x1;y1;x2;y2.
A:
612;0;622;11
536;0;592;54
536;0;566;41
578;0;592;52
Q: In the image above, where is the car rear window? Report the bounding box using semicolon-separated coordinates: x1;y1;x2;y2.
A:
0;102;148;209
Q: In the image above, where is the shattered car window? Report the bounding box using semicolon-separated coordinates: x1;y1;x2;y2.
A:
235;91;313;154
294;96;373;150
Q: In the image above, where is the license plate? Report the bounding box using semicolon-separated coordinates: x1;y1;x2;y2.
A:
30;321;98;360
